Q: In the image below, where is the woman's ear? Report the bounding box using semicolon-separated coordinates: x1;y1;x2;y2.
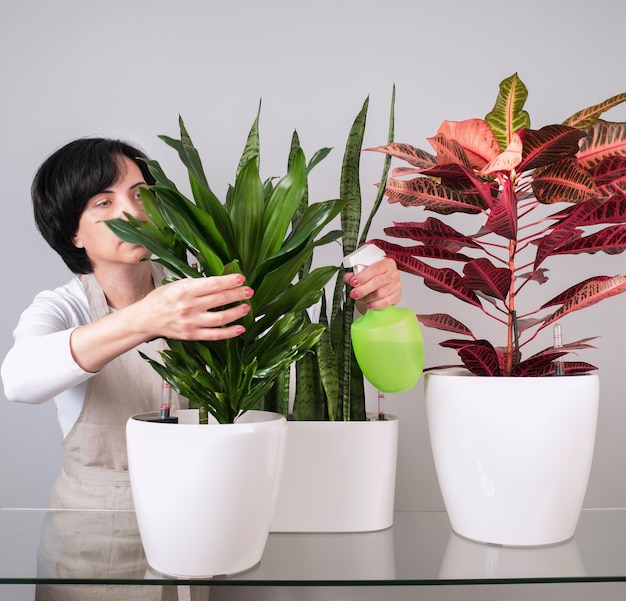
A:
72;234;84;249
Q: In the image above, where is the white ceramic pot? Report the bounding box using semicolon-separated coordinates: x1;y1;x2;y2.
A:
270;414;398;533
425;371;599;547
127;409;287;578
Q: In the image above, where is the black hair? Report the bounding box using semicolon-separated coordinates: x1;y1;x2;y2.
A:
31;138;155;274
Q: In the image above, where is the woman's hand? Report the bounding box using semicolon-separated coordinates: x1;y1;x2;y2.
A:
343;257;402;314
70;274;253;373
140;274;253;342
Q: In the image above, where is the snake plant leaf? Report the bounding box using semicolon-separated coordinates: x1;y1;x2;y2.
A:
293;351;326;420
230;157;264;273
237;100;261;176
485;73;531;150
340;96;368;259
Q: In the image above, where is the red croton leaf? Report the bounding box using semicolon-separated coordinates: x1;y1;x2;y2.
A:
435;119;501;169
517;125;586;172
384;177;485;215
370;238;472;262
462;258;512;301
485;176;517;240
551;225;626;256
592;158;626;195
533;361;598;376
383;217;483;251
440;339;502;376
416;313;475;337
512;338;599;377
542;275;626;326
532;157;597;204
390;254;483;309
541;277;613;309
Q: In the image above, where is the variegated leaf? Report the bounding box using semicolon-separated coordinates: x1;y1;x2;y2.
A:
592;157;626;195
484;177;517;240
416;313;475;337
383;217;483;250
563;92;626;129
366;142;436;169
440;339;502;376
551;225;626;257
542;275;626;326
427;133;473;168
435;119;501;169
518;125;586;171
384;177;485;215
532;157;596;204
462;258;512;301
480;133;523;175
485;73;531;150
578;120;626;168
371;238;472;262
392;255;483;308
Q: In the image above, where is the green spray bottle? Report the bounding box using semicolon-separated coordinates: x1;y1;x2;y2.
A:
344;245;425;393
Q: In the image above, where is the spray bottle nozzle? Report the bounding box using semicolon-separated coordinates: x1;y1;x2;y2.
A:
343;245;386;275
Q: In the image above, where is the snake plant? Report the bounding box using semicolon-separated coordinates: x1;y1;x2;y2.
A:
107;110;344;423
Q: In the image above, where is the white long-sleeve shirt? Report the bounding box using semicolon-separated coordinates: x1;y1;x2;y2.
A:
2;277;96;437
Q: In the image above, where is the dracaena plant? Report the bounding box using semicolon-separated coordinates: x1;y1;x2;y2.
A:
107;110;345;423
368;73;626;377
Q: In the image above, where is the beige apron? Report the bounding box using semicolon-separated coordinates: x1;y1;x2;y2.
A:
37;264;186;601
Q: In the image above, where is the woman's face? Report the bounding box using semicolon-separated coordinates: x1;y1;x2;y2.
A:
72;156;152;270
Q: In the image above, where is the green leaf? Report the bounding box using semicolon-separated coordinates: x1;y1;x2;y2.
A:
485;73;531;150
237;101;261;177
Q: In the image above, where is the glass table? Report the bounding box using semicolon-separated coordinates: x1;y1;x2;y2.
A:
1;508;626;588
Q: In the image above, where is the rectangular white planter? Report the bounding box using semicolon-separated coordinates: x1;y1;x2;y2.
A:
270;414;398;533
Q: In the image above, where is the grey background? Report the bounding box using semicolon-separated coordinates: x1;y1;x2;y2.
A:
1;0;626;599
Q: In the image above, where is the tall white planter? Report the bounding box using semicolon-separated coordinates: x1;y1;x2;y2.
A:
270;414;398;532
127;410;287;578
425;371;599;547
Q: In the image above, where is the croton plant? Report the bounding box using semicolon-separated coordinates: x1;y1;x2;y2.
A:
368;73;626;377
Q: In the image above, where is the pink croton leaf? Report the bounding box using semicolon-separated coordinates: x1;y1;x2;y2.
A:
484;176;518;239
480;133;523;175
416;313;475;337
365;142;437;170
592;158;626;196
391;254;483;309
542;275;626;327
576;194;626;225
532;157;597;204
551;225;626;257
427;133;474;168
435;119;501;169
440;339;503;376
577;121;626;169
516;317;545;335
563;92;626;129
462;258;512;301
517;125;586;172
384;177;485;215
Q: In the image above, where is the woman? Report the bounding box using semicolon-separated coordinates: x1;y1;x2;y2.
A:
2;137;403;511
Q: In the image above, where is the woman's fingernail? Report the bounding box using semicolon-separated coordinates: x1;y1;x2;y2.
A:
350;289;359;299
236;275;245;284
350;277;359;287
244;287;254;298
236;326;246;334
